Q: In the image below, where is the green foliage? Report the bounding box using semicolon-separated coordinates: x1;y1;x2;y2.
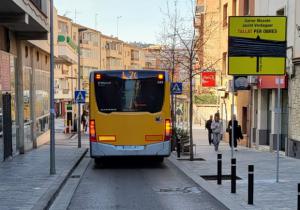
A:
194;94;218;105
172;127;189;140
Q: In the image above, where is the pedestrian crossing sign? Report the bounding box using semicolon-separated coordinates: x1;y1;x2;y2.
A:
75;90;86;104
171;83;183;95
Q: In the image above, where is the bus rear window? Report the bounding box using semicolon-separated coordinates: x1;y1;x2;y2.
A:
94;71;165;113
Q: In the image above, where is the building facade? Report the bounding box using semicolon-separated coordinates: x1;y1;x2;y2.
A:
55;15;79;118
252;0;300;157
0;0;51;160
194;0;254;144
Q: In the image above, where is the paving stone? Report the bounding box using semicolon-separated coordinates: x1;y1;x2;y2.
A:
173;128;300;210
0;133;88;209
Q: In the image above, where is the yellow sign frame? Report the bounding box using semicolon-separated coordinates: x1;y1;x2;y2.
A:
228;16;287;75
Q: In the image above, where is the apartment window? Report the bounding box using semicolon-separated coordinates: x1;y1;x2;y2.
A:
73;32;77;42
45;55;48;64
36;51;39;62
58;21;68;34
232;0;237;16
223;3;228;26
222;52;227;73
276;8;285;16
244;0;250;16
25;46;29;58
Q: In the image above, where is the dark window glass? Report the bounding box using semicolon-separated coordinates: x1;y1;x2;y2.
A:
244;0;250;16
223;3;228;26
95;71;165;113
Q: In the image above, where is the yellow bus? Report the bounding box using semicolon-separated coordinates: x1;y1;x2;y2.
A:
89;70;171;163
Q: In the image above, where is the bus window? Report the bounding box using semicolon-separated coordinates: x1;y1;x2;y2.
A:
95;72;165;113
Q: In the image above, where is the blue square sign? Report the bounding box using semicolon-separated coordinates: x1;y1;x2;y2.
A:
171;83;183;95
75;90;86;104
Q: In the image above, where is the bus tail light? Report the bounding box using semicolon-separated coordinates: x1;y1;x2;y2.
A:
95;73;101;80
164;119;171;141
90;120;96;142
158;73;164;80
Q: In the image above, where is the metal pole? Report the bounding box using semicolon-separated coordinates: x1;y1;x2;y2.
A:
231;80;235;158
49;0;56;175
217;153;222;185
117;16;122;38
297;183;300;210
231;158;236;193
77;29;82;149
276;77;282;183
248;165;254;205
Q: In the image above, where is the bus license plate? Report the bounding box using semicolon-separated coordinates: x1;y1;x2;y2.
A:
115;146;145;151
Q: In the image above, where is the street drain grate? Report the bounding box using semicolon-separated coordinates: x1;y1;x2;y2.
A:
70;175;81;179
177;158;206;161
155;187;202;194
201;175;242;181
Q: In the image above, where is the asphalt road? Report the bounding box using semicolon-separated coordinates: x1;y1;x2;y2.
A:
67;157;227;210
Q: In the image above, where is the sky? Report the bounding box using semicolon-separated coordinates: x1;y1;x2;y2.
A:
54;0;193;44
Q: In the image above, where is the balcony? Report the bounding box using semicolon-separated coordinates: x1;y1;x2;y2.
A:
106;49;122;59
56;35;78;65
0;0;49;39
55;89;72;100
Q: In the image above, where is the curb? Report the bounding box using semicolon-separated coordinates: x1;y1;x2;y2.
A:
168;154;247;210
31;148;88;210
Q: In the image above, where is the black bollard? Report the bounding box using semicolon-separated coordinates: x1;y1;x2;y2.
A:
217;154;222;185
176;137;181;158
298;183;300;210
231;158;236;193
248;165;254;205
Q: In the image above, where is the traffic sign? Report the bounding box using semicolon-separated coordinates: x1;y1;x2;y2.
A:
228;16;287;75
171;83;183;95
75;90;86;104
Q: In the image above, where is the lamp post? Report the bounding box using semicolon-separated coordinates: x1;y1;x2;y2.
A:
77;28;87;148
49;0;55;175
116;16;122;38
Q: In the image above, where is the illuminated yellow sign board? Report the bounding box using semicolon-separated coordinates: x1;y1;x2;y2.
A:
228;16;287;75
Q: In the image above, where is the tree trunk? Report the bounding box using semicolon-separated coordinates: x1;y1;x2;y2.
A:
189;62;194;161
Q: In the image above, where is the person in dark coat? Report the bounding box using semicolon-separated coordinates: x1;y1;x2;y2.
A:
81;110;87;132
227;114;240;151
205;115;213;145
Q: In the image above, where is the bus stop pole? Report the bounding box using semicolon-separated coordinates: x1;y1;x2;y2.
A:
276;77;282;183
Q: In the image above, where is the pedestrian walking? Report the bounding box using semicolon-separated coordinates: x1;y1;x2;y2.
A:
81;110;87;132
73;114;77;132
205;115;213;145
211;113;223;151
226;114;243;151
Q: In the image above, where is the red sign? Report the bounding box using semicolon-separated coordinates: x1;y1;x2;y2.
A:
257;76;287;89
201;72;216;87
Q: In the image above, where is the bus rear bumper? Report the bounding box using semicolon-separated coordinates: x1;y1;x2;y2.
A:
90;141;171;157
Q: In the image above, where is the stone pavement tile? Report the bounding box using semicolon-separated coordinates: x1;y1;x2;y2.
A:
171;128;300;210
0;135;88;210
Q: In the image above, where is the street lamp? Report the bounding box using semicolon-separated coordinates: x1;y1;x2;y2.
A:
116;16;122;38
50;0;55;175
77;27;87;148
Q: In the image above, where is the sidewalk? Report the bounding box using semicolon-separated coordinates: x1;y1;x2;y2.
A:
0;133;88;210
169;128;300;210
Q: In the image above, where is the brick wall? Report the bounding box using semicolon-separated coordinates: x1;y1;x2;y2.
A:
289;64;300;141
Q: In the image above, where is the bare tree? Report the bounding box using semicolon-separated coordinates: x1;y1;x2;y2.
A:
159;0;220;160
